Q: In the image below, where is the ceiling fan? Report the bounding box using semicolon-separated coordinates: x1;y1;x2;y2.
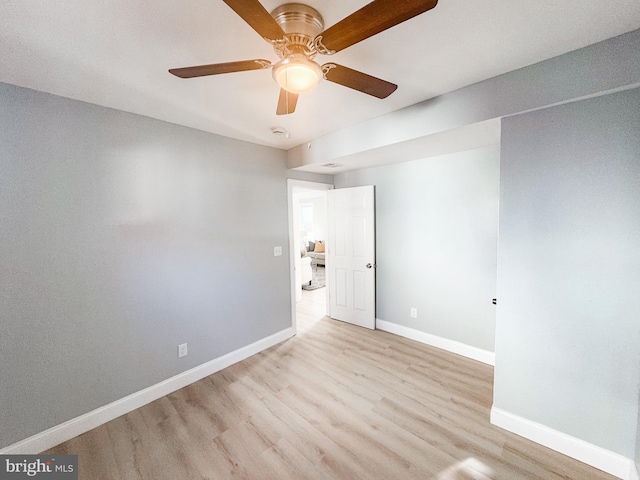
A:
169;0;438;115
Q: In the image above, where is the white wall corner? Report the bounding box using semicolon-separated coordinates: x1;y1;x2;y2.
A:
375;319;495;366
0;327;296;455
490;406;635;480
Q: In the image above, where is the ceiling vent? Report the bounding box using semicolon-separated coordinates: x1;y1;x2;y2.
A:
271;126;291;138
321;163;343;168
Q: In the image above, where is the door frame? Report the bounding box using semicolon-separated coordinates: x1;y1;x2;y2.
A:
287;179;333;333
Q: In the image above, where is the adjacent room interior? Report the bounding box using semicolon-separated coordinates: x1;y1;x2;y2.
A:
292;186;328;306
1;1;639;479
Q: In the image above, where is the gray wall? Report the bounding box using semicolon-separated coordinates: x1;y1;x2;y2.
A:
0;82;295;449
335;145;500;352
494;88;640;457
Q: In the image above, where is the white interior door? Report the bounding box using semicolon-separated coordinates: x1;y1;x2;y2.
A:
327;186;376;329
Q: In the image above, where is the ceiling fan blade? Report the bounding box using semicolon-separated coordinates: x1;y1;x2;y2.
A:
276;89;298;115
169;59;271;78
317;0;438;53
222;0;285;42
323;64;397;99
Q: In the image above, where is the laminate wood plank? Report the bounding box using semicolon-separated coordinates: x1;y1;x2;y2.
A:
165;379;228;442
44;288;618;479
277;381;458;478
116;405;194;480
48;423;120;480
373;396;533;479
258;438;328;480
230;378;328;467
250;395;373;480
275;384;419;479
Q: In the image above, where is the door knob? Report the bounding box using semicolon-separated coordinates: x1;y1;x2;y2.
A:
366;263;373;269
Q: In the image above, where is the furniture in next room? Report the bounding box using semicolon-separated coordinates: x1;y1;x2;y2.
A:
300;255;312;285
305;240;325;266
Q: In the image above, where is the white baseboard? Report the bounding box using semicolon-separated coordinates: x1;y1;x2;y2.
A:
0;327;296;455
490;407;635;480
376;319;495;366
629;462;639;480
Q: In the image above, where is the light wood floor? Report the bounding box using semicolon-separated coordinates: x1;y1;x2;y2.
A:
47;288;617;479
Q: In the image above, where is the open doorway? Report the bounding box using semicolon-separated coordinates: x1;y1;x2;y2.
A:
287;180;332;333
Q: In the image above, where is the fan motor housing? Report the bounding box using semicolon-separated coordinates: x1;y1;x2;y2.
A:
270;3;325;58
271;3;324;38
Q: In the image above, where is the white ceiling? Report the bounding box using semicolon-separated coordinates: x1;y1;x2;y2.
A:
2;0;640;151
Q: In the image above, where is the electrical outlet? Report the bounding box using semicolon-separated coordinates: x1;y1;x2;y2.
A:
178;343;188;358
274;246;282;256
410;307;418;318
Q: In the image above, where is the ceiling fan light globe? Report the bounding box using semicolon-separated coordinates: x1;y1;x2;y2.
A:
273;56;322;94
